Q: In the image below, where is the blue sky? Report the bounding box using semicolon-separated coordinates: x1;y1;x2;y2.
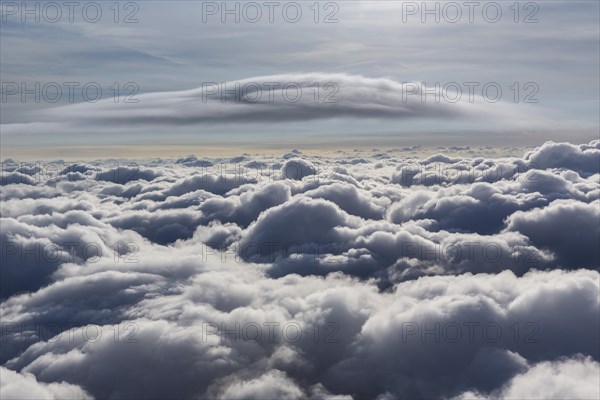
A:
1;1;599;158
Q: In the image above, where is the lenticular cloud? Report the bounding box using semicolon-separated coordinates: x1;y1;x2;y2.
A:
2;73;547;134
1;141;599;399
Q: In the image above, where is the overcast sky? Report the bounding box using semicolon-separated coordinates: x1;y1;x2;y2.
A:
1;1;599;158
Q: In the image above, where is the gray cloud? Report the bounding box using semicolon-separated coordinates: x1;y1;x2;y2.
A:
2;74;547;133
1;141;599;399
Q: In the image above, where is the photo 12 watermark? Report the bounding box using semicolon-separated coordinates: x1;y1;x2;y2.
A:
397;1;540;24
397;321;540;344
399;81;539;104
1;81;139;103
200;321;340;343
200;81;339;104
200;1;339;24
1;1;140;23
1;240;140;264
1;322;140;343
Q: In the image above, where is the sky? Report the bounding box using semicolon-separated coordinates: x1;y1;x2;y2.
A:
1;0;599;159
1;3;600;399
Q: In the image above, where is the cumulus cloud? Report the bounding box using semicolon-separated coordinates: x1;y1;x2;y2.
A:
505;199;600;267
454;356;600;400
211;370;304;400
1;141;599;399
525;140;600;175
0;367;92;400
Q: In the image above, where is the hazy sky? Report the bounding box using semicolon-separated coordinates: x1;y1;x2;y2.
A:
1;1;599;158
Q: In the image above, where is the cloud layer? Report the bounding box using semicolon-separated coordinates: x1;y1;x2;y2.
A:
1;73;548;135
1;141;599;399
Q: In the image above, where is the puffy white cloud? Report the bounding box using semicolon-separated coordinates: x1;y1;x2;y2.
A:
1;141;599;399
454;356;600;400
282;159;318;181
212;370;304;400
304;182;385;220
524;140;600;175
505;199;600;267
0;367;92;400
3;268;597;399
